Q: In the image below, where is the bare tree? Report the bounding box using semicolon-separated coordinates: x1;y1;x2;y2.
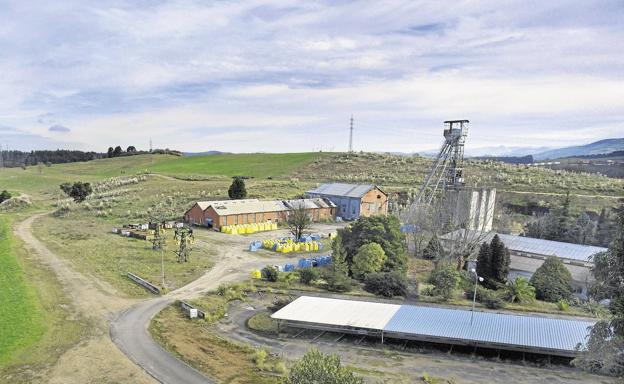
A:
287;201;312;240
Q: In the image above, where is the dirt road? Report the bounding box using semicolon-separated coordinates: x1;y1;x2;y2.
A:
15;213;155;384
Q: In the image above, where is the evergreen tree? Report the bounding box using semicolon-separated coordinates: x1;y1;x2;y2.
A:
351;242;386;280
422;234;443;260
476;242;491;282
107;147;114;158
0;190;11;203
530;257;573;302
490;234;511;284
576;205;624;377
228;177;247;199
113;146;123;156
569;212;596;245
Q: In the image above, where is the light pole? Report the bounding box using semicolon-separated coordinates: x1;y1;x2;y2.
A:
470;268;484;326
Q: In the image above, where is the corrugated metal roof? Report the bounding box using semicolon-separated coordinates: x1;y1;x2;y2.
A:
441;230;606;263
208;199;289;215
273;296;595;354
283;198;337;210
306;183;377;198
271;296;401;330
384;305;594;353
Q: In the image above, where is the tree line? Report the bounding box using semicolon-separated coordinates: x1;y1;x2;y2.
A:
0;149;101;167
523;191;618;247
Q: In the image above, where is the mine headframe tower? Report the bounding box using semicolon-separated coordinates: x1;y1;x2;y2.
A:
408;120;469;217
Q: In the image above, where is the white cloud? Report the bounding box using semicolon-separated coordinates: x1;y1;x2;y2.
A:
0;0;622;152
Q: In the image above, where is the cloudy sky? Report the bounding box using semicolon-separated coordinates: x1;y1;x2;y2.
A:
0;1;623;153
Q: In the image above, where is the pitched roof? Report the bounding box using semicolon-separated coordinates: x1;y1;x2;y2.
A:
283;198;336;210
306;183;381;198
208;199;289;216
441;230;606;263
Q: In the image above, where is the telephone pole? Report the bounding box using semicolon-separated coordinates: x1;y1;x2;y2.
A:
348;115;354;153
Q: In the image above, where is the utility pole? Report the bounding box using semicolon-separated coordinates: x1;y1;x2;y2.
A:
348;115;354;153
149;137;153;165
0;143;3;168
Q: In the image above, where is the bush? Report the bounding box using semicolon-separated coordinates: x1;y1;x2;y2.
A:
268;297;292;313
363;271;408;297
530;257;573;302
262;265;279;282
556;299;569;311
0;190;11;203
252;348;268;370
351;242;386;280
323;269;354;293
503;276;536;303
299;268;318;285
429;265;459;301
60;181;93;202
481;289;505;309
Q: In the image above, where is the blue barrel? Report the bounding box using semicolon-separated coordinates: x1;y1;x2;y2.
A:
284;264;295;272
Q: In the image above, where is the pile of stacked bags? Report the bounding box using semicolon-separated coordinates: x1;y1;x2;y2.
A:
221;221;278;235
261;238;323;253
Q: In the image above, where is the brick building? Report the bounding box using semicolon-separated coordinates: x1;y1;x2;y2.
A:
305;183;388;220
184;198;336;229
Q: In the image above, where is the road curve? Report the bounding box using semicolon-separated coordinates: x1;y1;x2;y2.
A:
110;298;213;384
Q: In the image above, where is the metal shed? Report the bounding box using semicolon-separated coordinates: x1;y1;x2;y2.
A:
272;296;595;357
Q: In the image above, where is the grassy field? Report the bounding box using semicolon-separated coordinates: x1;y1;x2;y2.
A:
0;216;44;366
0;213;92;382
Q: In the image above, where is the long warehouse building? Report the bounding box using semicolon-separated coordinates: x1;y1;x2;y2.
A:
271;296;595;357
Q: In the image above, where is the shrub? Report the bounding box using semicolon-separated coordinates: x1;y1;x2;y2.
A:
364;271;408;297
299;268;318;285
351;242;386;280
0;190;11;203
287;348;363;384
503;276;536;303
268;297;293;313
429;265;460;301
556;299;569;311
252;348;268;370
324;270;354;293
481;289;505;309
262;265;279;282
530;257;573;302
60;181;93;202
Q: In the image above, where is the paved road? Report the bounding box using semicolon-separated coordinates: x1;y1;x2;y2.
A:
110;298;212;384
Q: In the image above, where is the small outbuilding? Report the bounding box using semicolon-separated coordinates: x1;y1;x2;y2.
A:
305;183;387;220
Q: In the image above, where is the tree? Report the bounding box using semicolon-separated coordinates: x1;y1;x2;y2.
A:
489;234;510;284
422;234;443;260
113;146;123;156
59;181;93;203
286;201;312;240
333;215;406;276
575;205;624;378
126;145;136;152
569;212;596;245
530;257;573;302
476;242;492;285
364;271;408;297
0;190;11;203
323;249;353;292
594;207;617;247
429;264;459;301
351;242;386;280
503;276;535;303
107;147;114;158
299;268;317;285
287;348;363;384
228;177;247;199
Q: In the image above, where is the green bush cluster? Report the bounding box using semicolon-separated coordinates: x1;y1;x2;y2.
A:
363;271;408;298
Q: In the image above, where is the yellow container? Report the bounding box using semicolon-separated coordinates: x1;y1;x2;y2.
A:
251;269;261;279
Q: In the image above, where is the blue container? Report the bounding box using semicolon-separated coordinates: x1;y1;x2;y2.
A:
298;259;312;269
284;264;295;272
310;234;321;241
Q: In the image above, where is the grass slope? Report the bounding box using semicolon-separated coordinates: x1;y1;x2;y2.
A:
0;217;44;366
149;152;331;179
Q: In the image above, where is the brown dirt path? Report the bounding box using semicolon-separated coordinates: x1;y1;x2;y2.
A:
14;213;155;384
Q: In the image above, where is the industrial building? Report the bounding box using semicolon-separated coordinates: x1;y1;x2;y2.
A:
443;187;497;232
305;183;388;220
184;198;336;229
441;230;607;298
272;296;595;357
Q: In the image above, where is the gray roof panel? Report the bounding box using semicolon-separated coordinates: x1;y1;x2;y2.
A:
441;230;606;263
306;183;375;198
384;305;595;353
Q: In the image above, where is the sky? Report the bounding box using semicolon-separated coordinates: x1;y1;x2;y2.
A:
0;0;623;154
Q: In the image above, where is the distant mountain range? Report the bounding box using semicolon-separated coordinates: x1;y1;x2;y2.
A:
531;138;624;161
459;138;624;161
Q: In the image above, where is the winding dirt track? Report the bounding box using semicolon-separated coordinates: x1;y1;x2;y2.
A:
15;213;155;384
16;212;321;383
